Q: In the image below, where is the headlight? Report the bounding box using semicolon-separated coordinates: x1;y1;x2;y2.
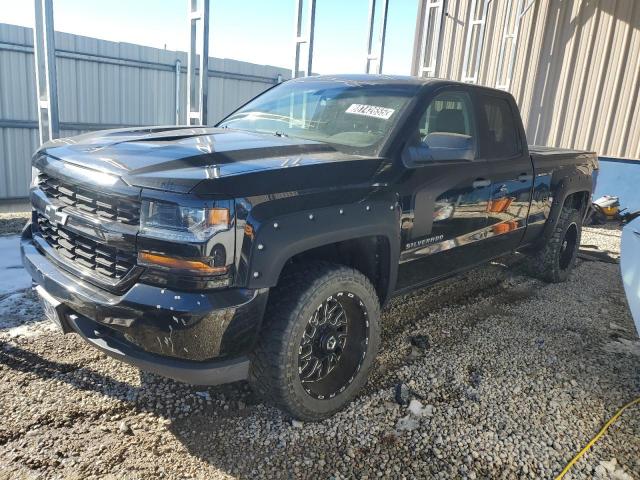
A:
31;166;40;188
140;200;230;242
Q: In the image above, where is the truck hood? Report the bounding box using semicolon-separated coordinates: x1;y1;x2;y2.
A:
38;126;385;195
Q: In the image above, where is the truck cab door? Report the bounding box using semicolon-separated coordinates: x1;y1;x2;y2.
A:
395;89;491;292
477;93;534;256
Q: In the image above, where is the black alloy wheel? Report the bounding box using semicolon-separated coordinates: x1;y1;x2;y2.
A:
249;262;381;421
559;222;578;271
298;292;369;400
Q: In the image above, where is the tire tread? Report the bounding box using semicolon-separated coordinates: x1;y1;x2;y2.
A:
249;261;380;421
526;206;582;283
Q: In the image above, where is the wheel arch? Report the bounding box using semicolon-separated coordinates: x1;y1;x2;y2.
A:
541;174;593;244
240;200;400;305
283;235;393;305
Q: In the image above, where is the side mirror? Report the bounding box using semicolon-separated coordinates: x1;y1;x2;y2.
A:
403;132;475;164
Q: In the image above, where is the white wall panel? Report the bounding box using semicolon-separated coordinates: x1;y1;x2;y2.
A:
0;23;289;199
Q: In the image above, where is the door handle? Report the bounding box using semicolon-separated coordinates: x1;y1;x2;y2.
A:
518;173;533;182
472;178;491;189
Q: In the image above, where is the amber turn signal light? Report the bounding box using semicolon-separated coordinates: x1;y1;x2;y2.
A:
208;208;230;227
138;251;227;274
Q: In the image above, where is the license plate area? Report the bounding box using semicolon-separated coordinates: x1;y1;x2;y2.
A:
35;285;72;334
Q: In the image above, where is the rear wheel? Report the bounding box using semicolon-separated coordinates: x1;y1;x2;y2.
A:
526;206;582;283
249;262;381;421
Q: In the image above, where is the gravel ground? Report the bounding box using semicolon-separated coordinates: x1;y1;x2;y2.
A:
0;212;30;236
0;224;638;479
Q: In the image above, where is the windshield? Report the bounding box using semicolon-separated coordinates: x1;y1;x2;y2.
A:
217;79;419;155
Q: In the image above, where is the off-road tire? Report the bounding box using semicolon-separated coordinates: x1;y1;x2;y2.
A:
249;261;381;421
526;206;582;283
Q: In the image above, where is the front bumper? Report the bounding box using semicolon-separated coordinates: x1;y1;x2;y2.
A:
21;225;269;385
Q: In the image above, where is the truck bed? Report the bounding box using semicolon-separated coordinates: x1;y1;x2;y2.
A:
528;144;595;157
528;144;599;174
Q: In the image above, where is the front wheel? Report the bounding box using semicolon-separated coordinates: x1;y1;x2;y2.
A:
249;262;381;421
526;206;582;283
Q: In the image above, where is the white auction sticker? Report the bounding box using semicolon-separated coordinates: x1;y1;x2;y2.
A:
345;104;395;120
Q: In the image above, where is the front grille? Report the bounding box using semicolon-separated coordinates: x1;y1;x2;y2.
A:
36;213;135;280
38;173;140;225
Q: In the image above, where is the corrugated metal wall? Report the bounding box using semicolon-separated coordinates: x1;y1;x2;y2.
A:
411;0;640;160
0;23;289;200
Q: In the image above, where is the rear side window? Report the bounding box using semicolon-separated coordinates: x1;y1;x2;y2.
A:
479;95;520;158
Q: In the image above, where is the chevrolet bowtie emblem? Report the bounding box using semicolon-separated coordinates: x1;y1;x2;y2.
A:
44;204;69;226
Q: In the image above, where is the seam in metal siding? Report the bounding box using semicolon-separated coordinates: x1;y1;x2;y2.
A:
412;0;640;160
0;23;290;200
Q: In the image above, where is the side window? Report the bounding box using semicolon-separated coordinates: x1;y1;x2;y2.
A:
419;91;475;142
479;95;520;158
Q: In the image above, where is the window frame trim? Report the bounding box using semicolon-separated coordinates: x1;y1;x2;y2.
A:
416;87;479;160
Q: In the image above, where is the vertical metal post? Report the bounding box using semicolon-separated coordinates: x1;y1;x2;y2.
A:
33;0;59;144
293;0;303;78
306;0;316;77
461;0;491;83
365;0;389;74
416;0;445;78
496;0;535;90
175;59;181;125
292;0;316;78
187;0;209;126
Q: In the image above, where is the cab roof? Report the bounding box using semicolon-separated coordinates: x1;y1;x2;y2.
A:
288;74;508;96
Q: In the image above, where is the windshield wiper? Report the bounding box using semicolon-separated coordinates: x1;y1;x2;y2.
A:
274;131;288;138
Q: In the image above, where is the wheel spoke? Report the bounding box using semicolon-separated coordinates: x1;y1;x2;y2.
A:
333;310;347;327
336;331;348;349
300;357;320;382
299;343;312;359
309;309;319;327
319;301;330;326
297;291;368;399
326;353;338;373
302;325;316;344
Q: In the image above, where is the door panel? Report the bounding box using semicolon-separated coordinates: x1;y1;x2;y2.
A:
396;161;491;291
477;93;534;256
395;89;493;292
485;159;534;252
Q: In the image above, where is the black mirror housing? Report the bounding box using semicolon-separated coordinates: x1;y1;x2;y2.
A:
403;132;475;164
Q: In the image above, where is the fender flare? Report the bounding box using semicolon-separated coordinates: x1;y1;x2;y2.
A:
541;173;593;242
240;198;401;302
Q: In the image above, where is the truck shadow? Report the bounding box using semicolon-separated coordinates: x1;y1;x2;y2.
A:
0;340;286;476
0;340;254;416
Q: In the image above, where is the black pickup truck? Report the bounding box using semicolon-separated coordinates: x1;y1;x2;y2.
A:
22;75;598;420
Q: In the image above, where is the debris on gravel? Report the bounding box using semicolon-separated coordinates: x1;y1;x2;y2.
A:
0;225;638;479
410;334;431;351
394;383;410;406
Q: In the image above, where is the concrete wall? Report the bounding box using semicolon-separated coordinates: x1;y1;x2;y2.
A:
411;0;640;161
0;23;290;200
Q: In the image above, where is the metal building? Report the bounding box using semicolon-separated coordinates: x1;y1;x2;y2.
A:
411;0;640;161
0;23;288;200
